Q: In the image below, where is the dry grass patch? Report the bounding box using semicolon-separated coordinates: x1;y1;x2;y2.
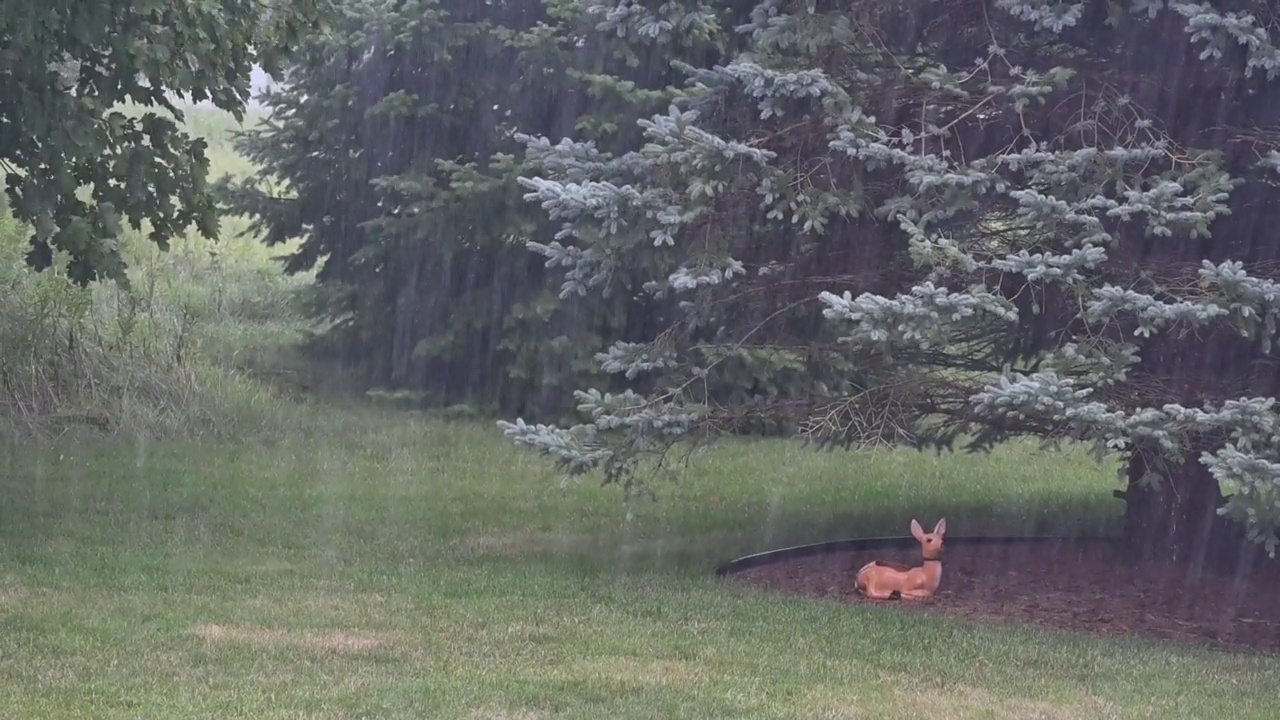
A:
189;622;396;654
465;709;555;720
803;678;1121;720
455;530;598;558
0;580;78;610
558;654;708;686
455;529;733;565
0;579;30;606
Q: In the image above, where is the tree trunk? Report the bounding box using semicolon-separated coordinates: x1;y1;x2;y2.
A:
1123;449;1262;580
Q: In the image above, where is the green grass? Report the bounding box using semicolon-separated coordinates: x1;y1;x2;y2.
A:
2;412;1276;719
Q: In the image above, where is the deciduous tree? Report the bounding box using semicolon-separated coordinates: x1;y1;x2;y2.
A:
0;0;326;283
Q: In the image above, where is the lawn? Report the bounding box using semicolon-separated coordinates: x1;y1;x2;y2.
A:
2;409;1277;719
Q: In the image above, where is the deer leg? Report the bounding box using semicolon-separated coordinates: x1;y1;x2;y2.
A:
859;585;894;600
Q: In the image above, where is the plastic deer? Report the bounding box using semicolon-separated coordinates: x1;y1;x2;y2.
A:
854;518;947;600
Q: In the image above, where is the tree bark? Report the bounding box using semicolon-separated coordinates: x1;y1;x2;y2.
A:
1123;449;1262;580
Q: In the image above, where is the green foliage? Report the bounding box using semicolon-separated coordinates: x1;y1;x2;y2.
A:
0;0;326;284
0;104;315;441
502;0;1280;555
226;0;761;421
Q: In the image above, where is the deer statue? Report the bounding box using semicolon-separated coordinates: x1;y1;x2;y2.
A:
854;518;947;600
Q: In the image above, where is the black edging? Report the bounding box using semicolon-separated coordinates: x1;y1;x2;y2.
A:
715;534;1121;577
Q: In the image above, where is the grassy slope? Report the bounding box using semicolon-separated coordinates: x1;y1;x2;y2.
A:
2;105;1276;719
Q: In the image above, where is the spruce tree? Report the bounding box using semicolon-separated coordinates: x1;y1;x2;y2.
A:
228;0;756;419
501;0;1280;567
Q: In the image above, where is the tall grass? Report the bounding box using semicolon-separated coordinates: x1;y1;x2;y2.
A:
0;104;314;442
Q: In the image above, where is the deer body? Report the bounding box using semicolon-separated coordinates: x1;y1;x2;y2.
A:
854;519;946;600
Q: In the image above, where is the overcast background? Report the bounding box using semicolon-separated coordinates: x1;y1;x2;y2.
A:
249;66;275;107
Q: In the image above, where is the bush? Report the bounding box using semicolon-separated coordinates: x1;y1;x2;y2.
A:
0;180;314;443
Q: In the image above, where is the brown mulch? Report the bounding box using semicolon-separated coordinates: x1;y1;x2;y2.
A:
727;539;1280;655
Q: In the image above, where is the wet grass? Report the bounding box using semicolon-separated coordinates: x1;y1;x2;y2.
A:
2;410;1276;719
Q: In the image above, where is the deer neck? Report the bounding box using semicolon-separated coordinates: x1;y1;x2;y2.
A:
919;557;942;591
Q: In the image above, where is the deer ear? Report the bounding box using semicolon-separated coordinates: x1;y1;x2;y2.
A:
934;518;947;536
910;519;924;540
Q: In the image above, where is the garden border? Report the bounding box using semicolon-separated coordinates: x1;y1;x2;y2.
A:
714;535;1121;576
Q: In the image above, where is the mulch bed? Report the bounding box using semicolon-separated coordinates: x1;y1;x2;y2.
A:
727;539;1280;655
